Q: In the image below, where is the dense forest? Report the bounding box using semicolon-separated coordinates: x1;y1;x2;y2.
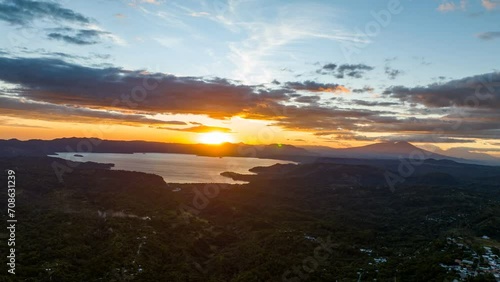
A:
0;156;499;281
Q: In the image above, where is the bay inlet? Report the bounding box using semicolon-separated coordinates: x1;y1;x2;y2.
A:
49;152;296;184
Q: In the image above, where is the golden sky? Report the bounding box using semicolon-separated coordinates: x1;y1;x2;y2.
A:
0;0;499;160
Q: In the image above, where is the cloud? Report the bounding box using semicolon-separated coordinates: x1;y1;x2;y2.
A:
449;146;500;152
131;0;162;5
476;31;500;40
0;119;51;129
189;11;210;17
10;49;112;64
437;0;467;12
270;103;500;141
322;63;337;71
352;86;374;93
157;125;232;133
153;36;182;48
436;0;500;12
0;95;174;126
379;135;475;143
47;28;110;45
220;2;369;83
2;56;500;142
161;121;188;125
384;66;403;80
0;0;123;46
0;56;293;120
437;2;457;12
317;63;374;79
384;72;500;108
482;0;499;10
141;0;161;4
294;95;321;104
0;0;91;26
351;100;399;107
285;81;350;93
317;132;475;144
260;105;390;133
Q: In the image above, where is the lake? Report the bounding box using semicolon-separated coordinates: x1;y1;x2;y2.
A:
49;152;295;184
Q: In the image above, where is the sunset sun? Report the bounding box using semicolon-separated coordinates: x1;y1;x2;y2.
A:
198;132;234;144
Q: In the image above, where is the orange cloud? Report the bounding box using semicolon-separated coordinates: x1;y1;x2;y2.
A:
482;0;499;10
319;85;350;94
437;0;466;12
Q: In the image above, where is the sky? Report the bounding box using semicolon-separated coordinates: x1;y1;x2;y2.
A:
0;0;499;156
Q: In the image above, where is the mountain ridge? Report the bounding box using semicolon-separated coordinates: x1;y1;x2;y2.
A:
0;138;498;166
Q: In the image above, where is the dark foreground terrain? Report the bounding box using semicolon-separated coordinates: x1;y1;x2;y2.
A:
0;156;499;281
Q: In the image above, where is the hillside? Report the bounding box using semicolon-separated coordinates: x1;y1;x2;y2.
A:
1;156;499;281
2;138;499;166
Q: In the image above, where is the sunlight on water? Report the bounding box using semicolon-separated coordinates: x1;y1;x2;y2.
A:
49;152;296;184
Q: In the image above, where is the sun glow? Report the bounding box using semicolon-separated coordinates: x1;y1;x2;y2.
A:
198;132;234;144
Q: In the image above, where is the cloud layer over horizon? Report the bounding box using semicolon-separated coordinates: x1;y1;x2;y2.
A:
0;55;498;144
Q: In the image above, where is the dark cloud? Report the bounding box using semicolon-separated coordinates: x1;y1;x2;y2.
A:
476;31;500;40
269;103;500;141
162;121;187;125
157;125;232;133
0;1;116;46
12;48;111;61
336;64;374;78
317;63;374;79
352;86;374;93
0;95;172;126
0;0;91;26
263;105;389;133
351;100;399;107
294;95;320;104
314;131;374;141
93;53;111;60
378;135;475;144
314;131;476;144
0;56;293;119
285;81;349;93
384;66;403;80
384;72;500;108
322;63;337;71
1;56;500;141
47;28;109;45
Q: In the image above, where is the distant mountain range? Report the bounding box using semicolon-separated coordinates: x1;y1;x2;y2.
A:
0;138;310;161
303;141;500;166
1;138;499;166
